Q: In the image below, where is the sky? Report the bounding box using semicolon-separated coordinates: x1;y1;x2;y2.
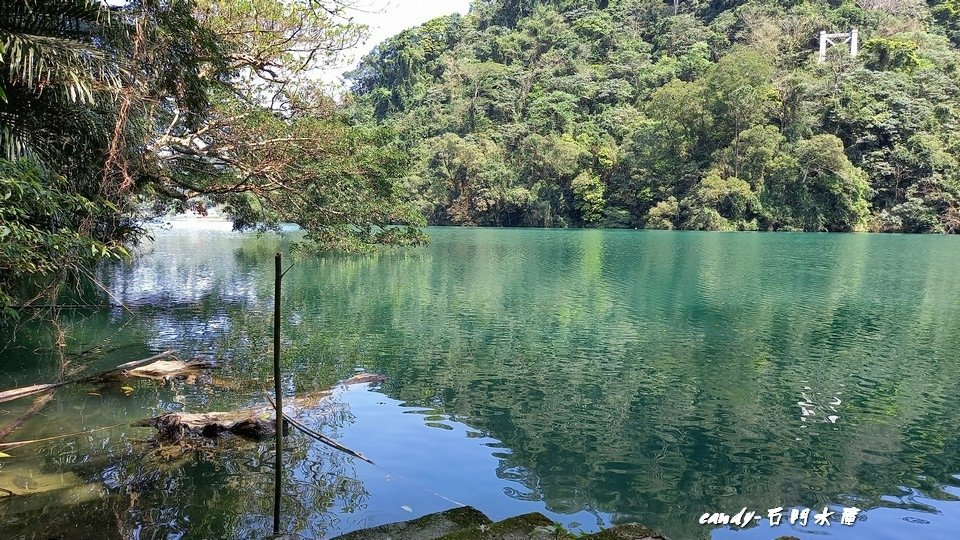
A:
327;0;474;86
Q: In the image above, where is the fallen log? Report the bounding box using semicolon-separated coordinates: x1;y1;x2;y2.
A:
134;373;385;458
342;373;386;386
0;350;178;404
123;359;216;382
0;351;212;444
136;410;276;440
132;393;322;442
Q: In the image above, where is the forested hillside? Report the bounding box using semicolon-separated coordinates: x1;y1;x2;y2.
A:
347;0;960;232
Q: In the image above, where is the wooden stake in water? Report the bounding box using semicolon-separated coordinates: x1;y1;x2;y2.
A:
273;252;283;535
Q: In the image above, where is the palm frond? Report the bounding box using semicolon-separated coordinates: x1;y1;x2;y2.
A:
0;0;112;40
0;0;129;158
2;32;122;102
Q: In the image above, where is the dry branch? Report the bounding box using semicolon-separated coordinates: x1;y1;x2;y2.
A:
125;359;216;381
0;350;191;444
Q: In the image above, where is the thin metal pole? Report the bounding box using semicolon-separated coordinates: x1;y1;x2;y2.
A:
273;252;283;535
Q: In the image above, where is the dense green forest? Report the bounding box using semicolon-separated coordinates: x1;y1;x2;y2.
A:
346;0;960;232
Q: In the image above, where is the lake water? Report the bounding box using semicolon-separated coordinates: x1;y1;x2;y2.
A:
1;225;959;540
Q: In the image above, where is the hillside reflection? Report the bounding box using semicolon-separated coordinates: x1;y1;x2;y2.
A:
2;226;960;539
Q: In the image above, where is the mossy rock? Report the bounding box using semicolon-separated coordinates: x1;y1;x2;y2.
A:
440;512;574;540
332;506;493;540
584;524;668;540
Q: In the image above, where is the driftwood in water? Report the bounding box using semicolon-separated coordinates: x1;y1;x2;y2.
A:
123;359;216;382
0;350;179;405
137;410;276;440
262;394;375;464
0;351;214;444
340;373;386;385
134;394;314;442
135;373;386;455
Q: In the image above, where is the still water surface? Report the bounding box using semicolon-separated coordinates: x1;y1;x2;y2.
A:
1;225;959;539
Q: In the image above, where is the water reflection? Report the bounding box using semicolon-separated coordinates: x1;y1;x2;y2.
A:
0;382;371;539
2;225;960;539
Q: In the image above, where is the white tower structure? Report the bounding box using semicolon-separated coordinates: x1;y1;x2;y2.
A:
818;28;859;63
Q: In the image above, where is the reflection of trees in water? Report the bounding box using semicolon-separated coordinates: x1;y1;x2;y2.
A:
5;230;960;540
1;399;368;539
112;440;368;539
268;231;960;538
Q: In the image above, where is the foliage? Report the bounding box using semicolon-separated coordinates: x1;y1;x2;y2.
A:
572;170;606;224
863;36;932;71
146;0;426;249
645;196;679;230
0;159;130;316
0;0;141;313
347;0;960;234
0;0;426;314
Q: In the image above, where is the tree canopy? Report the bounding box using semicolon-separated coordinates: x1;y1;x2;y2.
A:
346;0;960;233
0;0;425;314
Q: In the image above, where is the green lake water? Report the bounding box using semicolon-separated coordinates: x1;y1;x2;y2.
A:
1;225;959;539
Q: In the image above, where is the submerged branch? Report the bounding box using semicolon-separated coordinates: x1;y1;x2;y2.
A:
265;394;374;464
0;393;55;443
0;350;177;404
135;373;384;464
0;422;129;450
